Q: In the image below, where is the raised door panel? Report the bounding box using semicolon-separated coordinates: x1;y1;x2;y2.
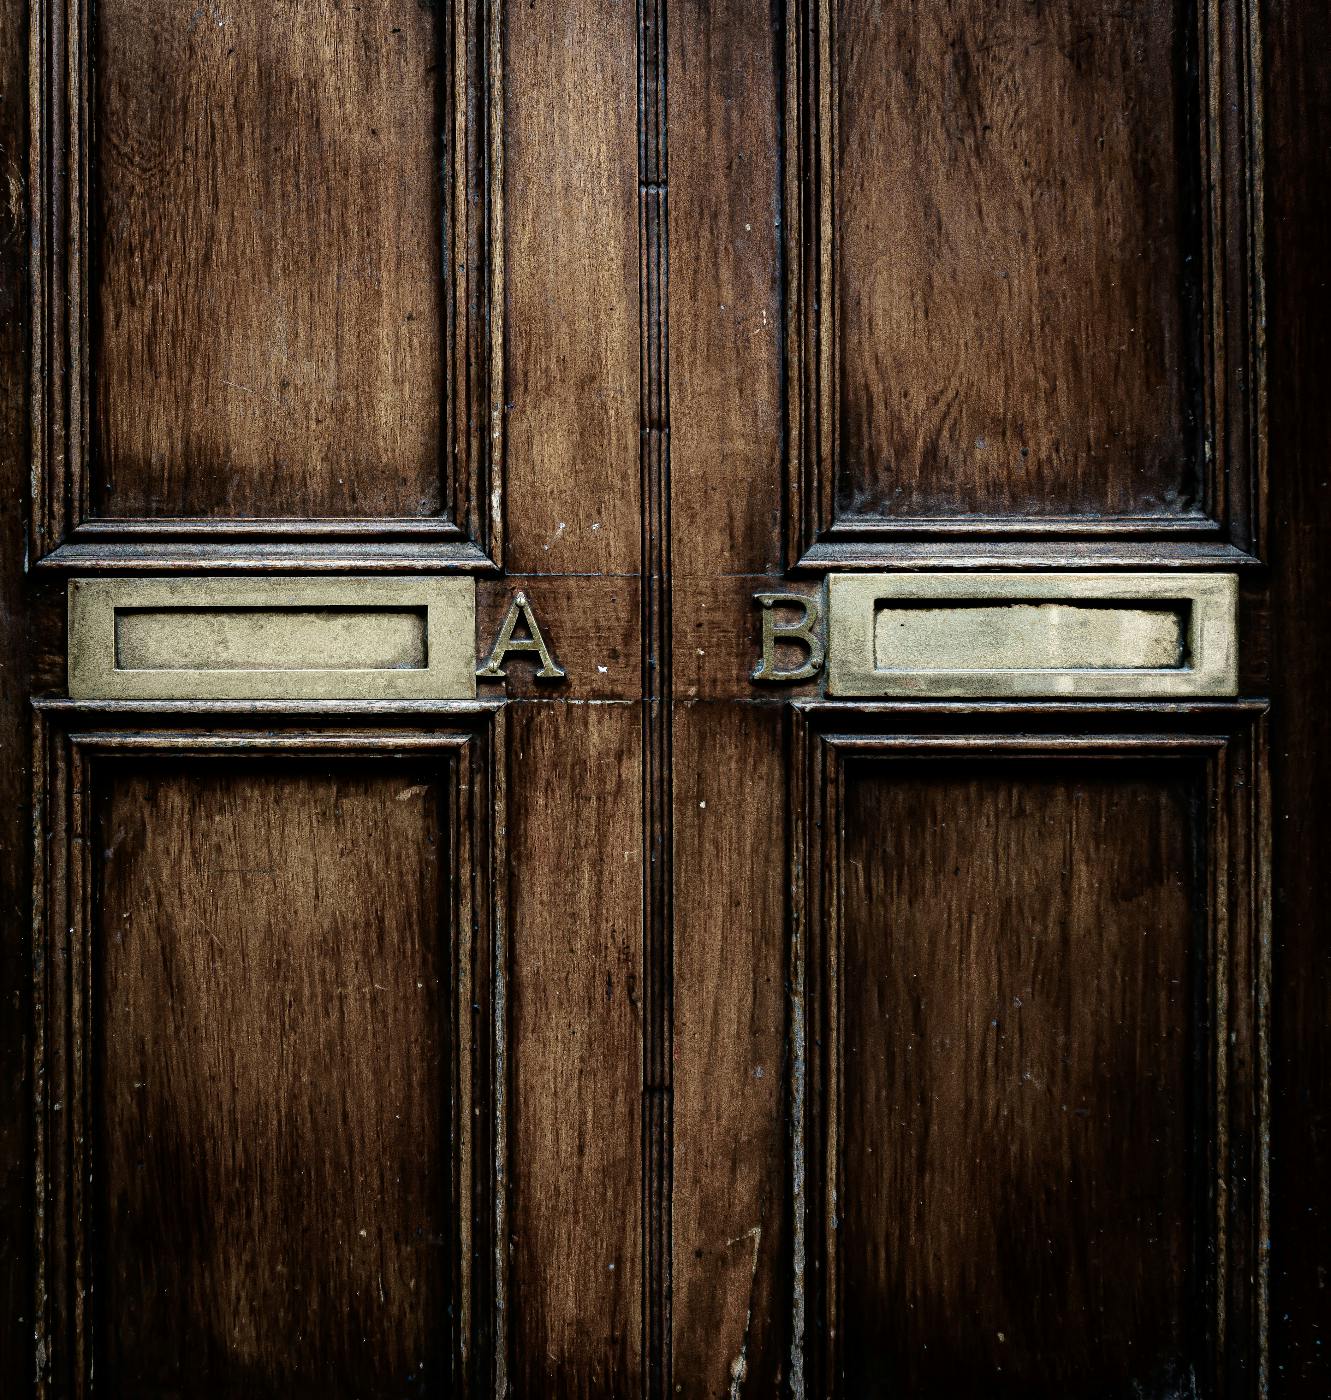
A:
96;764;449;1394
94;0;444;519
32;0;500;554
842;761;1197;1396
33;720;505;1396
793;713;1269;1398
785;0;1264;552
837;0;1196;520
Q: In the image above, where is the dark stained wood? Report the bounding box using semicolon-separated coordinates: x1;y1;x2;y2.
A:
505;702;643;1396
503;0;640;575
476;576;640;701
492;9;652;1362
668;0;783;577
93;0;445;518
0;0;31;1383
666;5;791;1387
1266;0;1331;1391
839;759;1199;1396
95;761;449;1395
834;0;1198;521
673;575;822;702
5;0;1324;1393
671;705;789;1395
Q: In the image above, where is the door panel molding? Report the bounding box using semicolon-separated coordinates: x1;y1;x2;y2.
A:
30;706;509;1395
789;702;1270;1397
782;0;1267;559
28;0;505;565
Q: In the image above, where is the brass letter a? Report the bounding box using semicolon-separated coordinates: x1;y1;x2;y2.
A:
478;591;566;680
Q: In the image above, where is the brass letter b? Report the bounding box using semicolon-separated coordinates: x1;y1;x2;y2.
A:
751;591;824;683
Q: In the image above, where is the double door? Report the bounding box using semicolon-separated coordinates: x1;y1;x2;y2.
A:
2;0;1326;1396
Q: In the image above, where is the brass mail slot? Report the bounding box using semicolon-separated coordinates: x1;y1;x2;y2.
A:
826;572;1238;698
68;577;476;700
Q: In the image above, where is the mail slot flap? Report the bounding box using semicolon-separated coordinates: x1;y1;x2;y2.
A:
68;577;476;700
827;572;1238;698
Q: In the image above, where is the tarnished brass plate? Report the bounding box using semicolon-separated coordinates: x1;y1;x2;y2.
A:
827;572;1238;698
68;577;476;700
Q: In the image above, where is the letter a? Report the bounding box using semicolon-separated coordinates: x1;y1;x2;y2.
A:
478;591;566;680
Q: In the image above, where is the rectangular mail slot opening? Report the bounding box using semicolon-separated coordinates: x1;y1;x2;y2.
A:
114;607;429;673
828;572;1238;698
873;600;1191;674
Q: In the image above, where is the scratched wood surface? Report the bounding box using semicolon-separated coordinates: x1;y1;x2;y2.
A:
667;0;790;1391
835;0;1198;520
671;706;789;1394
497;3;648;1387
92;0;444;518
95;763;448;1395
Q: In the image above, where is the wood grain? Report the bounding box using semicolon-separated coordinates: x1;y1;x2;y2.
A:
669;0;783;577
666;6;791;1385
503;0;640;574
92;0;444;518
476;576;640;701
671;705;788;1394
835;0;1198;520
839;759;1199;1397
1266;0;1331;1389
0;0;30;1381
505;703;643;1395
95;761;450;1395
5;0;1321;1391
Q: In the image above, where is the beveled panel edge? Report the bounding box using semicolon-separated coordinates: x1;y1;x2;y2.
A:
29;710;510;1395
67;576;477;701
27;0;504;563
34;539;498;575
826;571;1239;699
67;517;472;540
33;698;502;718
792;539;1264;573
781;0;1267;560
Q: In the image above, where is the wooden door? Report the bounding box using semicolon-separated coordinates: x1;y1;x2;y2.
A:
0;1;1327;1397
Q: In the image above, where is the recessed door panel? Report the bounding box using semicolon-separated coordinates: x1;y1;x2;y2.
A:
94;763;448;1394
791;720;1268;1399
841;760;1198;1396
93;0;445;519
835;0;1197;520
